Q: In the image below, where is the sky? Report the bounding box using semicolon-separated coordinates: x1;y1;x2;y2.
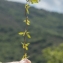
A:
8;0;63;13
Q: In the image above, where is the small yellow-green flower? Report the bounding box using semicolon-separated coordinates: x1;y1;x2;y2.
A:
25;4;30;14
21;42;30;50
22;53;28;59
31;0;39;3
27;0;40;4
19;30;31;38
24;18;30;25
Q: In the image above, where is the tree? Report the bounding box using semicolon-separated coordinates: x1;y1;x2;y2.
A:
43;44;63;63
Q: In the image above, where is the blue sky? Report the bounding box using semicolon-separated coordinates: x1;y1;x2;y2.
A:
8;0;63;13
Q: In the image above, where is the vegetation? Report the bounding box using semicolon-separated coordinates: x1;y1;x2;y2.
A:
43;44;63;63
0;0;63;63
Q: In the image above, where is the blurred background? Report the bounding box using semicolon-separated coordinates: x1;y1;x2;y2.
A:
0;0;63;63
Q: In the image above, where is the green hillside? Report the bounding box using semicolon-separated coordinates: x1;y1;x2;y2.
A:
0;0;63;63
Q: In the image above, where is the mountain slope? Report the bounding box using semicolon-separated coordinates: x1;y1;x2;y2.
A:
0;0;63;63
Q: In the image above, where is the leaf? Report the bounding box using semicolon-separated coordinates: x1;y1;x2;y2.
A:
25;4;30;14
26;43;30;50
25;30;31;38
24;19;30;25
18;32;25;36
26;43;30;46
22;43;25;49
19;32;24;35
26;33;31;38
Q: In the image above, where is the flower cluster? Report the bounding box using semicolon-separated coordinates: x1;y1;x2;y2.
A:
19;30;31;38
26;0;40;4
21;42;30;50
19;0;40;60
